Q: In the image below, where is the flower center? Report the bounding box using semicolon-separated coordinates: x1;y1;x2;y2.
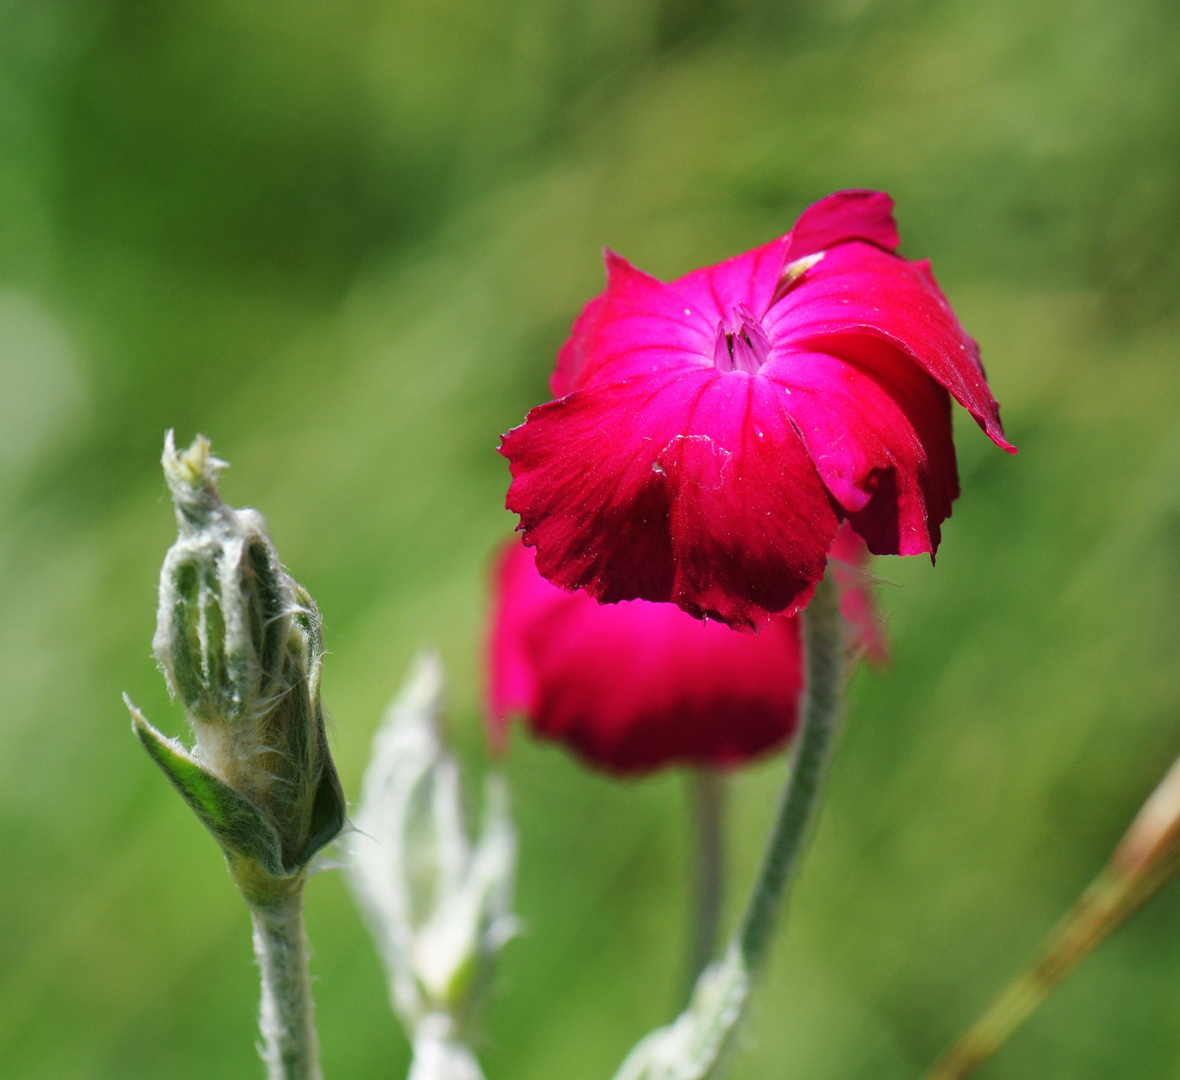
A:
712;304;771;374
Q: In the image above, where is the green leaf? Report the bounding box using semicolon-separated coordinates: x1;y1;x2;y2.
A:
125;695;285;877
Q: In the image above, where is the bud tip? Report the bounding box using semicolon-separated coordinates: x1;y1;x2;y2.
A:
162;430;229;528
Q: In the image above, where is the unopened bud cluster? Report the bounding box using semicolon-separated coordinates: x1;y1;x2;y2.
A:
129;433;345;905
348;653;516;1080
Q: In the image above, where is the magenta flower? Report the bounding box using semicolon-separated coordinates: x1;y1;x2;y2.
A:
486;528;887;774
500;191;1014;630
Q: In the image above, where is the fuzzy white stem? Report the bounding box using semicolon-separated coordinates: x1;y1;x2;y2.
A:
250;889;322;1080
737;574;844;970
408;1014;487;1080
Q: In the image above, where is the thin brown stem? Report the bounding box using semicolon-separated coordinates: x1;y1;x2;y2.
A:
924;753;1180;1080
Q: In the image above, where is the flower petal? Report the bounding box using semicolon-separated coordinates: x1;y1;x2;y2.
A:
669;234;791;323
767;241;1013;452
500;368;839;629
552;252;713;396
503;368;699;606
486;540;551;749
764;340;959;556
783;189;901;263
658;373;839;625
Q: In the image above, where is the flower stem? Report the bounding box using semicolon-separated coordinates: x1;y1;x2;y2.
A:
924;752;1180;1080
250;883;323;1080
685;769;726;997
608;574;845;1080
737;573;845;972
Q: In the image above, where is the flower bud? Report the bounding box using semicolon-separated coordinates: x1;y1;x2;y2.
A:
128;433;345;903
348;652;516;1036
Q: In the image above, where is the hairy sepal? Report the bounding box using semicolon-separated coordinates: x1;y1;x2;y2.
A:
127;695;285;878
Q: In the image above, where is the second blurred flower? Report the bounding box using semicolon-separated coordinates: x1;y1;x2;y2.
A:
486;529;885;775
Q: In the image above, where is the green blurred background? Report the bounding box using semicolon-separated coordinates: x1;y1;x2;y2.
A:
1;0;1179;1076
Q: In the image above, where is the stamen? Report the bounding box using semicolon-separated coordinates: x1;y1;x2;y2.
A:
712;304;772;374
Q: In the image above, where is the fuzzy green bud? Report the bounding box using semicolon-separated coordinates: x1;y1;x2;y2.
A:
128;433;345;905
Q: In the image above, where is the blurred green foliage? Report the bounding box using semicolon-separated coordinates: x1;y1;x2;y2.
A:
0;0;1179;1077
